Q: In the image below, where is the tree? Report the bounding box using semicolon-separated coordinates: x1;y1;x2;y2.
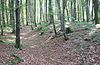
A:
26;0;28;25
20;0;24;26
93;0;99;24
82;0;85;21
39;0;43;23
15;0;21;49
0;5;3;35
61;0;68;40
34;0;37;27
57;0;61;20
5;0;9;25
57;0;63;31
49;0;57;35
73;0;76;22
45;0;48;22
1;0;6;27
10;0;15;33
85;0;89;22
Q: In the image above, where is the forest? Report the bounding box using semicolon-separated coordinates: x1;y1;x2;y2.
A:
0;0;100;65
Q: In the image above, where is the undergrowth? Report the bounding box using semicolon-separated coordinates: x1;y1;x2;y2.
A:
8;50;23;65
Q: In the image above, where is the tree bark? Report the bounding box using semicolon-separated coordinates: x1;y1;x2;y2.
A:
15;0;21;49
93;0;99;24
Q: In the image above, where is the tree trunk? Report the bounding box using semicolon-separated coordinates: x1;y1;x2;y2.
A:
61;0;68;40
0;7;3;35
93;0;99;24
57;0;63;31
85;0;89;22
15;0;21;49
26;0;28;25
49;0;57;35
1;0;6;27
82;0;85;21
34;0;37;27
73;0;76;22
5;0;9;25
45;0;48;22
10;0;15;33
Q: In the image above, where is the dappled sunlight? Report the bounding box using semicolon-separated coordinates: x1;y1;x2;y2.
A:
28;34;36;39
89;24;100;36
0;0;100;64
96;24;100;28
21;34;36;40
65;22;71;28
30;45;38;48
20;30;32;36
6;39;15;43
20;33;27;36
20;31;37;40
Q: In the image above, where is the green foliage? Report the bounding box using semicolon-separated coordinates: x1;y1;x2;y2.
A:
2;26;12;32
35;22;50;35
73;22;95;31
8;52;22;65
8;56;22;65
0;35;15;44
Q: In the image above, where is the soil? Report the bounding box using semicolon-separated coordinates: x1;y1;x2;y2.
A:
0;26;100;65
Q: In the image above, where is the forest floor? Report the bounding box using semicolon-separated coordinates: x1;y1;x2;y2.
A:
0;24;100;65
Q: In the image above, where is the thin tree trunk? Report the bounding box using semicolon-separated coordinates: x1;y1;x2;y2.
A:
15;0;21;49
26;0;28;25
1;0;6;27
65;2;70;22
61;0;68;40
0;8;3;35
57;0;63;31
85;0;89;22
93;0;99;24
34;0;37;27
5;0;9;25
45;0;48;22
73;0;76;22
39;0;42;22
82;0;85;21
10;0;15;33
49;0;57;35
20;0;24;26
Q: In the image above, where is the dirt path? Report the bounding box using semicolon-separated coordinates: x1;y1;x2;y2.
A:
18;27;100;65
